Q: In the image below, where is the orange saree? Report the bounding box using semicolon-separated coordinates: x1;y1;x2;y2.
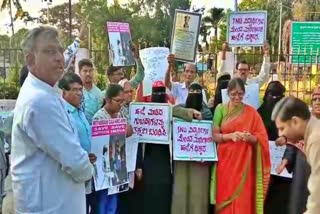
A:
213;104;271;214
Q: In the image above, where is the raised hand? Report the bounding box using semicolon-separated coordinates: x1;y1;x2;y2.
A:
263;41;270;56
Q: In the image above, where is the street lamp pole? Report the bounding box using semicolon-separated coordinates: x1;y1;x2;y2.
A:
9;0;15;47
278;1;283;64
69;0;72;43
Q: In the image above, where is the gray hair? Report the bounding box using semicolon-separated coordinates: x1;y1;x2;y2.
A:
184;63;197;72
271;96;311;122
21;26;59;56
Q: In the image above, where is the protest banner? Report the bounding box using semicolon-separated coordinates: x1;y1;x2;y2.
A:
227;11;267;47
125;135;139;172
170;9;201;62
269;141;292;178
221;83;260;109
173;119;217;161
291;21;320;64
217;51;236;77
130;102;172;144
91;118;129;194
106;22;135;66
139;47;170;96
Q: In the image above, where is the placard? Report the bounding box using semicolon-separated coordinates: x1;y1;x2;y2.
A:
91;118;129;194
139;47;169;96
125;135;139;172
227;11;267;47
129;102;171;144
291;21;320;64
170;9;201;62
173;118;218;161
269;141;292;178
106;22;135;66
221;83;260;109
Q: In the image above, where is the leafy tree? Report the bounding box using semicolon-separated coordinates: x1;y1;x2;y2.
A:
0;0;36;22
239;0;266;10
0;35;10;48
11;28;28;47
202;8;225;40
292;0;320;21
238;0;294;53
39;3;83;47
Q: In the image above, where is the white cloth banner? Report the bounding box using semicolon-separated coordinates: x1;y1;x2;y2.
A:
221;83;260;109
139;47;169;96
269;141;292;178
125;135;139;172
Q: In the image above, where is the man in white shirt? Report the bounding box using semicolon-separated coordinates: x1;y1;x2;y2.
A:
218;41;271;88
164;55;207;105
11;26;93;214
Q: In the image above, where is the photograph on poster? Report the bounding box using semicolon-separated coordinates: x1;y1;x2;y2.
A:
107;22;135;66
170;10;201;62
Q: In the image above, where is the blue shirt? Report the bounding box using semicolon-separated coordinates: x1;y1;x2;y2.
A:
64;101;91;153
83;85;104;124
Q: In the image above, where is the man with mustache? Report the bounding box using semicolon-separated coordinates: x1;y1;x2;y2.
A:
218;42;271;88
11;26;93;214
272;96;320;214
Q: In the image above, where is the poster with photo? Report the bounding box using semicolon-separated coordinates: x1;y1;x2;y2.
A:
106;22;135;66
170;10;201;62
91;118;129;194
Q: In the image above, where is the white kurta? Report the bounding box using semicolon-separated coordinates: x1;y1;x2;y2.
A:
11;73;93;214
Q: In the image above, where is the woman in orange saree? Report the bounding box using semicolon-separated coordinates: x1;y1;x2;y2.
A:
211;78;271;214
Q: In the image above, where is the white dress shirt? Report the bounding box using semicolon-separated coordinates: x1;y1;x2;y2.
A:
11;72;93;214
218;56;271;88
171;82;208;105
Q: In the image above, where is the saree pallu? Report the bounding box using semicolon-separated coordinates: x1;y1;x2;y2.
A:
211;104;271;214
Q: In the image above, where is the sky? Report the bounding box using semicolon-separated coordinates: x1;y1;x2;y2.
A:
0;0;239;35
